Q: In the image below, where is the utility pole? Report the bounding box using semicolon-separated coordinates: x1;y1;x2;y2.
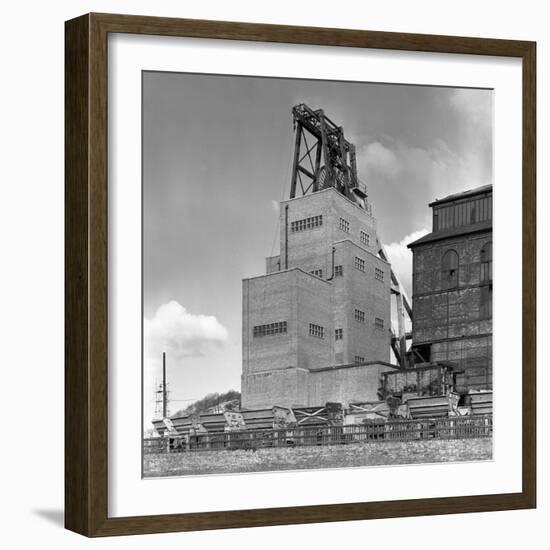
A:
162;351;168;419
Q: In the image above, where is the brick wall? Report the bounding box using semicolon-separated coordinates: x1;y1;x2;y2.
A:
242;188;392;408
411;230;492;386
308;363;395;406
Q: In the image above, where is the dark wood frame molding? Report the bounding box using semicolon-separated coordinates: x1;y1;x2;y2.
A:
65;12;536;537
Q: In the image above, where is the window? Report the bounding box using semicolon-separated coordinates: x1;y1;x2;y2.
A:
480;241;492;282
253;321;287;338
339;217;350;233
441;249;459;289
309;323;324;338
290;215;323;233
335;328;343;340
360;230;370;246
334;265;343;277
374;318;384;329
354;256;365;272
375;267;384;281
354;309;365;323
310;269;323;278
354;355;365;364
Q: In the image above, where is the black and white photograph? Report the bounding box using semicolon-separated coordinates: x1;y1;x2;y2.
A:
142;72;494;478
2;0;543;545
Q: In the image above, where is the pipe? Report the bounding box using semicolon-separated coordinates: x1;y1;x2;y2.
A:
327;246;336;281
285;204;289;269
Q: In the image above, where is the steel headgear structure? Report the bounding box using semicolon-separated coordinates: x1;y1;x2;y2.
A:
290;103;368;209
290;103;413;367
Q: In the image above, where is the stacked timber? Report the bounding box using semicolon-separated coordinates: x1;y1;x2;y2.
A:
151;419;167;437
198;412;227;433
170;415;193;435
241;408;275;430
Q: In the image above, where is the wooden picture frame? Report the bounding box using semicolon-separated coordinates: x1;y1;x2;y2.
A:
65;12;536;537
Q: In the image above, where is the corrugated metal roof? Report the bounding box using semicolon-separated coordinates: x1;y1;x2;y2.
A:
407;219;492;248
429;184;492;207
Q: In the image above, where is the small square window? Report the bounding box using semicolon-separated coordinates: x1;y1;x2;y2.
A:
309;323;324;338
339;217;350;233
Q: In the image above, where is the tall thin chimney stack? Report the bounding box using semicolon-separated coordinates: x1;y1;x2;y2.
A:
162;351;167;419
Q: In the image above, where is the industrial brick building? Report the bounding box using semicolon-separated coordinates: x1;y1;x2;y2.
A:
241;104;397;409
407;185;493;390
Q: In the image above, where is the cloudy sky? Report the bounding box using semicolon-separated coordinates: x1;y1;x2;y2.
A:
142;71;492;424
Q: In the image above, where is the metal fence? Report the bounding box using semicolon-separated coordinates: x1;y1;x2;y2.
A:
144;414;492;454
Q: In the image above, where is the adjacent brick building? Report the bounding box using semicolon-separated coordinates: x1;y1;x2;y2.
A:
241;187;395;409
407;185;493;390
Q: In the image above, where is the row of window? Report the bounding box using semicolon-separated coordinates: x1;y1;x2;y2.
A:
441;242;492;290
306;262;382;281
339;217;372;249
253;309;384;340
252;322;288;338
253;317;385;340
309;323;324;338
291;215;323;233
290;214;372;249
352;313;385;328
354;256;384;281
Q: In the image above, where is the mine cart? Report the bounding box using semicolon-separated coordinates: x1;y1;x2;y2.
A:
380;363;457;401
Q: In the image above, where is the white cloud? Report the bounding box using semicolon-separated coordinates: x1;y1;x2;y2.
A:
449;89;492;134
384;228;429;299
360;141;400;177
144;301;229;360
359;137;490;206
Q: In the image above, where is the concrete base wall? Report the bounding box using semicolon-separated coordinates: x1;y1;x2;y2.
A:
308;363;394;405
241;362;396;409
241;367;309;409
